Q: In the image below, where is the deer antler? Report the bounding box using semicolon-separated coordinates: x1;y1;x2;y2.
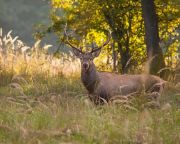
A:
64;24;81;51
91;30;111;52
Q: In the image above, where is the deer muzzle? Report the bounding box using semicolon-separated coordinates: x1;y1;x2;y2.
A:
82;62;89;71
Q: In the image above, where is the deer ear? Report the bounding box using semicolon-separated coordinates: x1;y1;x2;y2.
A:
72;47;83;58
91;48;101;58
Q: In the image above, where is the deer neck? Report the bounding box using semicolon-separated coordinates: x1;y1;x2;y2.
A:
81;63;99;93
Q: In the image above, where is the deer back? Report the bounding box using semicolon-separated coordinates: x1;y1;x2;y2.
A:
93;73;165;100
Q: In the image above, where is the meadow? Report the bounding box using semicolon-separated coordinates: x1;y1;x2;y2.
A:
0;30;179;144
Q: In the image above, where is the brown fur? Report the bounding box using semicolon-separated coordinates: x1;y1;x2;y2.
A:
88;71;165;104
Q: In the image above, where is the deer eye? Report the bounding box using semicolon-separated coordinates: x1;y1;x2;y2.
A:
90;58;93;61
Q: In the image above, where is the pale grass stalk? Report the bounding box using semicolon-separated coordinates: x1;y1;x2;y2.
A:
0;28;81;79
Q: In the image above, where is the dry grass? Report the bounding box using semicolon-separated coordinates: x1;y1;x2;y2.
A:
0;29;180;144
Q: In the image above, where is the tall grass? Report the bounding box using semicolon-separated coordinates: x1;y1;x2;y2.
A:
0;29;179;144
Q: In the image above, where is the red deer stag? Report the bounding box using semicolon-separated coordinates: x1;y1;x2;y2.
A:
64;27;166;105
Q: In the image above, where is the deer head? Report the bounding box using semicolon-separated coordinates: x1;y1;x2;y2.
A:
64;25;111;72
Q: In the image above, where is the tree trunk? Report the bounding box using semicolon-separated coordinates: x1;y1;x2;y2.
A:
117;42;131;74
103;10;131;74
141;0;165;76
111;41;117;72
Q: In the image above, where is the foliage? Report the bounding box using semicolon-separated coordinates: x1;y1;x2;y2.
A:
47;0;179;73
156;0;180;67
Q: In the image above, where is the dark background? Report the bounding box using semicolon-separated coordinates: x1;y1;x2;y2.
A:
0;0;58;47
